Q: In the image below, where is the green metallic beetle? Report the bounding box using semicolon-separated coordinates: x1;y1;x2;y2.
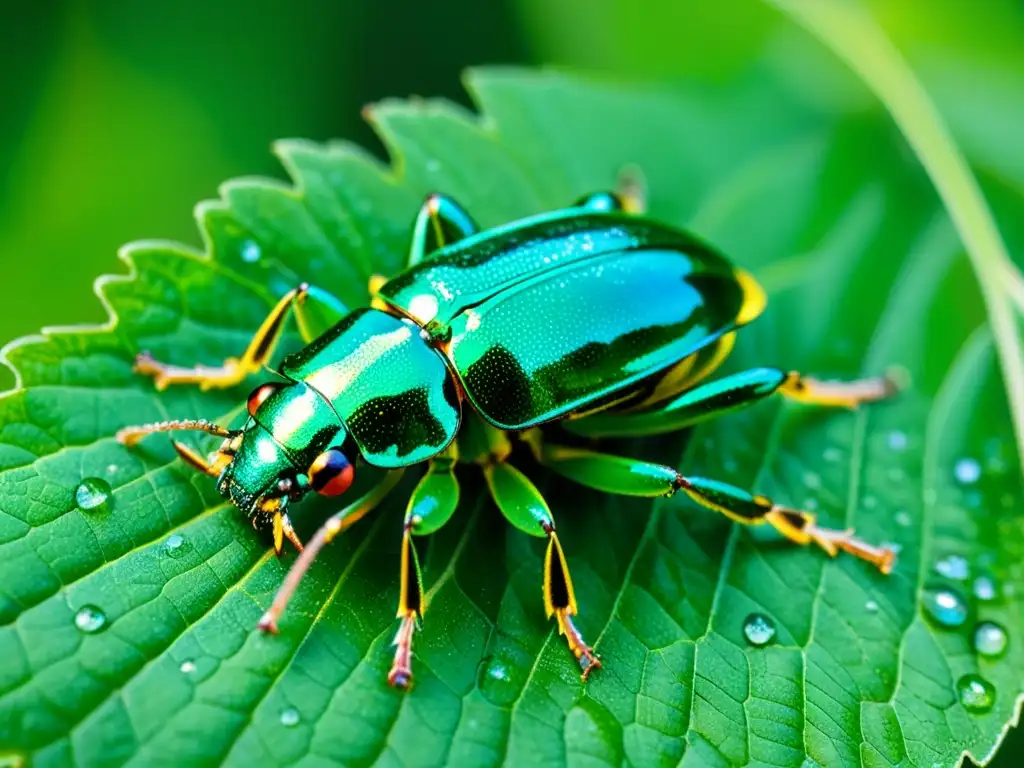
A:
117;181;897;689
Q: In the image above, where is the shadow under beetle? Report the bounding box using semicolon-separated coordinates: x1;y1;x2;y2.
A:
117;178;897;689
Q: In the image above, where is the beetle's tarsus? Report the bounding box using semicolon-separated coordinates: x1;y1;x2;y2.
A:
555;609;601;681
257;611;279;634
133;350;246;392
781;372;896;408
388;614;417;690
808;524;897;574
766;506;896;574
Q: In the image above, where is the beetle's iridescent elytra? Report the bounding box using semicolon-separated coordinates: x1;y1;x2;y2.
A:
117;181;897;688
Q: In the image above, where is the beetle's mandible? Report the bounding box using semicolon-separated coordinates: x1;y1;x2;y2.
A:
117;181;898;689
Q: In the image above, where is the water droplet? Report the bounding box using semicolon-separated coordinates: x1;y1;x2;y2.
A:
935;554;969;581
803;497;819;512
862;495;878;510
973;622;1008;658
956;674;995;713
887;431;908;451
486;661;509;682
74;605;107;633
105;463;118;475
923;587;968;628
973;576;997;602
881;540;903;556
865;599;879;613
280;707;300;727
895;510;912;527
476;655;517;704
742;613;776;647
180;660;197;674
803;471;821;490
425;159;442;172
163;533;189;558
823;447;842;463
954;458;981;485
240;240;261;263
75;477;111;512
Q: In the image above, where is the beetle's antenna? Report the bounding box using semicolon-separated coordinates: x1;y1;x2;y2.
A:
116;419;236;446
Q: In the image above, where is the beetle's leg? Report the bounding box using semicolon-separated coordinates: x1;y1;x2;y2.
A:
133;283;347;391
566;367;897;438
521;430;896;574
388;446;460;690
170;439;232;477
257;469;404;634
407;194;479;268
484;461;601;681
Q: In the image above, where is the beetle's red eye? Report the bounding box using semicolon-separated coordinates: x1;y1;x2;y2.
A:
308;448;354;496
247;383;282;416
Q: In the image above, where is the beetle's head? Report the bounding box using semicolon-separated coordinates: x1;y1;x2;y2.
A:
213;380;356;550
117;379;355;553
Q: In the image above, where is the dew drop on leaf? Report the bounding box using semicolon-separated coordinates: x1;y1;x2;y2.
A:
934;554;969;581
895;510;912;527
865;599;879;613
75;477;112;512
240;239;262;263
475;655;517;704
180;660;197;674
802;471;821;490
485;659;510;682
164;533;189;558
426;159;442;172
954;458;981;485
74;605;107;633
973;622;1008;658
957;674;995;714
923;588;968;628
742;613;776;647
887;431;908;451
973;575;997;602
280;707;300;727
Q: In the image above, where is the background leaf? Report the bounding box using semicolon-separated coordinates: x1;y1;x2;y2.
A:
0;68;1021;767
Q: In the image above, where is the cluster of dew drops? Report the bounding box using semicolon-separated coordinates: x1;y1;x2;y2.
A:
70;469;307;727
739;432;1013;717
69;426;1014;723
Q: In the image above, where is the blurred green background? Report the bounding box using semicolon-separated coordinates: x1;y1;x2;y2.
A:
2;0;1022;376
0;0;1021;761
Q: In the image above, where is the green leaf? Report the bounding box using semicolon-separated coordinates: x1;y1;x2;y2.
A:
1;68;1021;767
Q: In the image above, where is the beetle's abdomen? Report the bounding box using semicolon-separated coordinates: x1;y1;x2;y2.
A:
281;309;461;468
447;248;748;429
